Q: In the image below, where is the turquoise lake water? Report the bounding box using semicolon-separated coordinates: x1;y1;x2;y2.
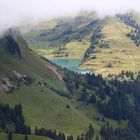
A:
50;58;92;74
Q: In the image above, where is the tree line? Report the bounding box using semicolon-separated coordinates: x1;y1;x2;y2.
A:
63;69;140;139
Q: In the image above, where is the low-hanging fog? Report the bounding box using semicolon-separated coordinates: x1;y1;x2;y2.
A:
0;0;140;31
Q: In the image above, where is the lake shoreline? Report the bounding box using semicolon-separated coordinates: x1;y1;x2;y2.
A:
49;58;92;74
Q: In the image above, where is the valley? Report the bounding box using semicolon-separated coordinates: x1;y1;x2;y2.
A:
23;12;140;76
1;11;140;140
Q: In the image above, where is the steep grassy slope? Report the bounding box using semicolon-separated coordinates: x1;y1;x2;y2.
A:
0;84;90;136
0;30;91;136
0;32;64;90
81;17;140;76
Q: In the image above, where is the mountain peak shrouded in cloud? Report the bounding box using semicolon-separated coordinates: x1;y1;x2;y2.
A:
0;0;140;31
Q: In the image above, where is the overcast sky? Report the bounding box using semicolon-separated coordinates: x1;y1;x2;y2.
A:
0;0;140;30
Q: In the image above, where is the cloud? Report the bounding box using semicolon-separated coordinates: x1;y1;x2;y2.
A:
0;0;140;30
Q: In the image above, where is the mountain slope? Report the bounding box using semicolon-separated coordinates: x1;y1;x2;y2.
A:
24;13;140;76
81;17;140;76
22;12;99;60
0;29;64;90
0;29;91;136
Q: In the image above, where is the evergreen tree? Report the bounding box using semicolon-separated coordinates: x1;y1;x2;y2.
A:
35;126;38;135
24;135;28;140
67;135;74;140
85;124;94;140
8;132;12;140
90;94;97;104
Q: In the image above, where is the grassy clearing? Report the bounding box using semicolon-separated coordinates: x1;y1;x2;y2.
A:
81;17;140;76
64;41;90;59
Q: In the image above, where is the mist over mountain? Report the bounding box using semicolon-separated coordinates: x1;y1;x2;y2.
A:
1;0;140;32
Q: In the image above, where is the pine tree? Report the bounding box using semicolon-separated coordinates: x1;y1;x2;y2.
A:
8;132;12;140
67;135;74;140
24;135;28;140
35;126;38;135
85;124;94;140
